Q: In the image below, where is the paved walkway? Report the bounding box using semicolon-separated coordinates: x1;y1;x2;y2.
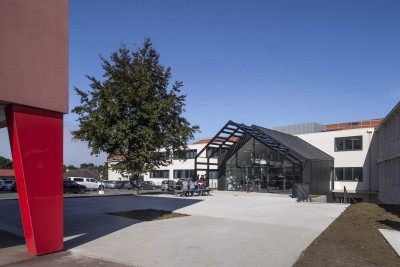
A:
0;192;348;267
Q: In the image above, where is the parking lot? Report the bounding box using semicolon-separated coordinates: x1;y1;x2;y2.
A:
0;191;348;267
0;188;166;200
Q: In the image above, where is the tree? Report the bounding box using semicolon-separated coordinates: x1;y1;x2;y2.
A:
65;165;78;171
0;156;13;169
72;38;199;193
102;163;109;180
80;163;95;170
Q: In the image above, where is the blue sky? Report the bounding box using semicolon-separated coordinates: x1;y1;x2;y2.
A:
2;0;399;166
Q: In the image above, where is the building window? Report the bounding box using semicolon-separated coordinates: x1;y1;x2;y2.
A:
335;167;363;181
173;149;197;160
207;170;218;179
156;151;169;161
206;148;223;158
173;169;194;179
335;136;362;151
150;170;169;179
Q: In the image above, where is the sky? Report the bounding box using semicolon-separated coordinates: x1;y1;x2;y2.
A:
1;0;400;166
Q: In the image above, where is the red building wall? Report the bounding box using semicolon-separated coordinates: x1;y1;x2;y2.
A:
0;0;68;114
0;0;68;255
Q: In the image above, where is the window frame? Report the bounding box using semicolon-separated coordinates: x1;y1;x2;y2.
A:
149;170;169;179
173;169;195;179
334;167;363;182
173;149;198;160
207;170;219;179
334;136;363;151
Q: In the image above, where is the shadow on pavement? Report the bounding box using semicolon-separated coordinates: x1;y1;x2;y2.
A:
0;195;202;253
63;195;201;250
0;230;25;249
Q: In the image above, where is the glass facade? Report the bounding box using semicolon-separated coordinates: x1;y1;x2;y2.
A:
224;138;300;192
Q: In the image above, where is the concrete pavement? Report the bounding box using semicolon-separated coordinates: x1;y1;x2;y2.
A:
0;191;348;267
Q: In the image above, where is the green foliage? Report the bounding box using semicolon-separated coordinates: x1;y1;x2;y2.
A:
80;163;95;169
66;165;78;170
63;163;105;176
0;156;13;169
72;38;199;184
103;163;109;180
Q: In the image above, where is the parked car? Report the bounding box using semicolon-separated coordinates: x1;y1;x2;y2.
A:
1;180;17;191
139;181;156;190
63;180;86;194
0;180;5;189
115;180;129;189
66;177;104;191
124;181;134;190
103;180;116;189
161;180;176;191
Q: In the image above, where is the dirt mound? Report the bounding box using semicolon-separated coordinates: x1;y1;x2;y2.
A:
294;203;400;267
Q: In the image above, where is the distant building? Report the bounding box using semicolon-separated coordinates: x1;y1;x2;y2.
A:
273;119;383;135
325;119;383;131
106;102;400;204
273;122;325;135
107;140;212;185
106;155;128;181
0;169;15;180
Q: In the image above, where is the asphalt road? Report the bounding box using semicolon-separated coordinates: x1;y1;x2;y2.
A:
0;188;170;200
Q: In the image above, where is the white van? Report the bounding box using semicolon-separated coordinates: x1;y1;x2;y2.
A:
67;177;104;191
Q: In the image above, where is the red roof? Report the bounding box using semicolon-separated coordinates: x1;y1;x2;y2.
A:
193;139;212;144
325;118;383;131
108;155;125;161
0;169;15;177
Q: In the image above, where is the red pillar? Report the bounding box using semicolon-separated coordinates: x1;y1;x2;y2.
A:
5;105;64;255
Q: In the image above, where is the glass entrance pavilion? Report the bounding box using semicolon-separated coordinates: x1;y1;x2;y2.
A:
195;121;334;200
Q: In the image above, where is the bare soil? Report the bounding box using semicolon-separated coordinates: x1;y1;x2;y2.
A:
294;203;400;267
106;209;189;221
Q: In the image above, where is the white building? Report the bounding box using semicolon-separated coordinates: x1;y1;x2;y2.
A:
107;140;218;187
107;155;127;181
142;141;219;187
297;128;377;203
106;101;400;204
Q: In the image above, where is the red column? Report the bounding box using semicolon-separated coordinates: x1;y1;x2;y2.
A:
5;105;64;255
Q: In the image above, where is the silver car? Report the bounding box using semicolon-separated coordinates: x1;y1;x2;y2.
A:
1;180;16;191
161;180;176;191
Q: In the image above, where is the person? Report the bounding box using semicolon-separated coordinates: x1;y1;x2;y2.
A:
189;179;196;196
204;174;208;187
181;179;189;196
174;179;183;196
199;181;206;189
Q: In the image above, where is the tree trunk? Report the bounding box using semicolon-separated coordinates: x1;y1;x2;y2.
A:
130;174;140;195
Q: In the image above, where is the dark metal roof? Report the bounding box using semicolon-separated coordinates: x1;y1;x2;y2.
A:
253;125;333;161
195;121;333;168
